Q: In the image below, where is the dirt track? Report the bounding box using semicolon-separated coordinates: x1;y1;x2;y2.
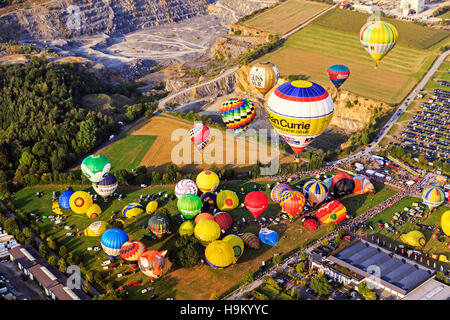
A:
132;115;293;173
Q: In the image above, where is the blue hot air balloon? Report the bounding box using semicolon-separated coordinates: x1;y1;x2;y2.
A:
259;228;278;246
100;228;129;259
327;64;350;89
58;190;74;210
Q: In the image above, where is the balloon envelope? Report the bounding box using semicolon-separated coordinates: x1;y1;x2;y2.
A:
441;210;450;236
179;220;195;236
196;171;220;193
84;221;107;237
194;212;214;225
327;64;350;89
120;240;146;264
205;240;235;269
270;183;292;204
194;219;221;246
259;229;278;246
93;173;117;198
217;190;239;211
400;230;426;248
214;211;233;231
59;190;74;209
249;62;279;94
353;175;375;195
189;123;210;151
177;194;203;219
280;190;305;218
175;179;198;199
241;232;260;249
81;154;111;183
146;200;158;214
360;20;398;65
148;214;171;238
69;191;93;215
200;192;217;211
332;172;355;197
316;200;348;224
223;234;244;260
100;228;129;258
220;98;256;136
303;179;328;207
122;203;145;219
86;203;102;218
267;80;334;154
303;216;319;230
138;250;167;279
244;191;269;219
421;186;445;210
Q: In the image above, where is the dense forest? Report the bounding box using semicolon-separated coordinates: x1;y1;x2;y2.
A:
0;54;157;197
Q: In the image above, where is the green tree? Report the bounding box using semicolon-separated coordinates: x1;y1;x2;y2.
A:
272;254;282;265
168;236;203;268
59;245;68;258
310;274;332;296
243;271;255;284
326;224;336;233
296;262;306;274
48;255;58;266
38;243;48;259
77;119;98;153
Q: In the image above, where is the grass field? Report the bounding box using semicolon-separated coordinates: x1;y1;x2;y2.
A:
365;197;450;257
81;93;135;116
99;135;157;171
241;0;330;35
256;8;449;104
424;56;450;90
11;178;398;299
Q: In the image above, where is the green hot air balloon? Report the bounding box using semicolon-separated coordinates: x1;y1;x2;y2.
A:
81;154;111;184
177;194;202;220
148;215;171;239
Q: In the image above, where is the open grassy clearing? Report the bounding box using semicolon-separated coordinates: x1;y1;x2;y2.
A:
81;93;135;115
11;178;398;299
241;0;330;35
365;197;450;257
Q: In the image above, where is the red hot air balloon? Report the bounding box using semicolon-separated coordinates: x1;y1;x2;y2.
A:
214;211;233;231
189;123;210;151
280;190;305;218
244;191;269;220
303;216;319;231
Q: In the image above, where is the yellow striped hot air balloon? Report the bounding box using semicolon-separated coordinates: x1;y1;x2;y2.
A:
360;20;398;68
267;80;334;160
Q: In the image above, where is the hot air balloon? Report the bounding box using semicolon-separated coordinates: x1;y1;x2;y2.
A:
331;172;355;197
353;175;375;195
200;192;217;211
217;190;239;211
214;211;233;231
205;240;235;269
360;20;398;67
194;212;214;225
175;179;198;199
441;210;450;236
241;232;260;249
81;154;111;184
259;228;278;246
303;179;328;207
223;234;244;260
84;221;107;237
267;80;334;159
58;190;74;209
119;240;146;265
400;230;426;248
138;250;168;279
86;203;102;218
220;98;256;136
122;203;145;219
179;220;195;236
177;194;203;220
270;183;292;204
327;64;350;89
69;191;93;215
422;186;445;210
323;177;332;190
196;170;220;193
146;200;158;214
303;216;319;231
316;200;348;224
244;191;269;220
280;190;305;218
194;219;221;246
52;201;63;215
249;62;279;94
148;215;171;239
92;173;117;199
100;228;129;259
189;123;210;151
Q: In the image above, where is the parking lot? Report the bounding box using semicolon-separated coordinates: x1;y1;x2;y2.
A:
0;260;44;300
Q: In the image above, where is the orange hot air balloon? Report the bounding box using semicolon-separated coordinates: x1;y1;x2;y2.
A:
316;200;348;224
279;190;305;218
194;212;214;225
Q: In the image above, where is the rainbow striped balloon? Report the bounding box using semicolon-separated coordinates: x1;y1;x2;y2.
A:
119;240;146;264
303;179;328;207
270;183;292;204
220;98;256;136
360;20;398;66
422;186;445;210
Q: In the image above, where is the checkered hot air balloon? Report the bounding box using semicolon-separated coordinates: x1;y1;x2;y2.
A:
120;240;147;265
220;98;255;136
189;123;210;151
270;183;292;204
280;190;305;218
